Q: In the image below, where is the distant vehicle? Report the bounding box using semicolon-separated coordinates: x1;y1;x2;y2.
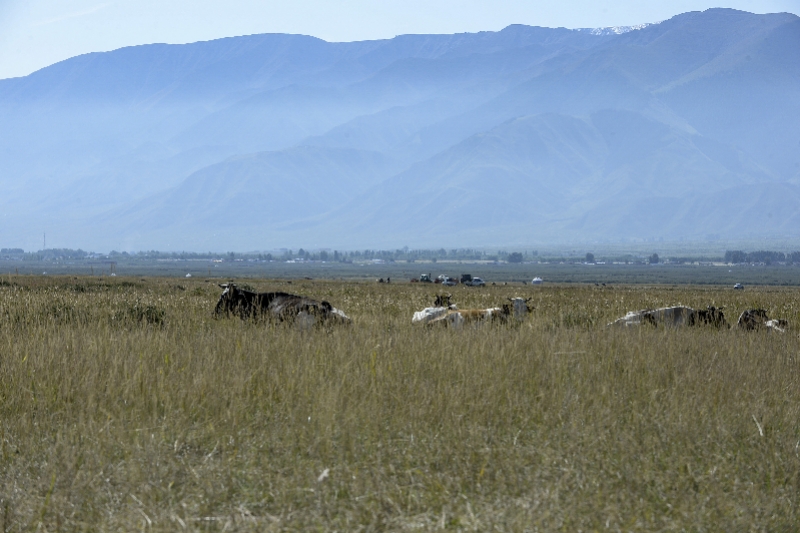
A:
531;277;543;285
460;274;473;284
465;277;485;287
435;274;457;286
734;283;744;290
419;273;432;283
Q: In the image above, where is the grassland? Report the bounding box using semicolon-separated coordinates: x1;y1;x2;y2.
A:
1;276;799;531
5;257;800;287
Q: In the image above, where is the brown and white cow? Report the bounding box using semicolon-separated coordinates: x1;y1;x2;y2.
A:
427;297;533;327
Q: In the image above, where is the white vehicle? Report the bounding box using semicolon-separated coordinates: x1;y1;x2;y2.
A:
468;277;485;287
531;277;543;285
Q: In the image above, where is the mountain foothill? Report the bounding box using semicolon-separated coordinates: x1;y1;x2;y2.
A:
1;8;798;251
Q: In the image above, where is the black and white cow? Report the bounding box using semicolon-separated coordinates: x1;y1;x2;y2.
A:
214;283;350;325
736;309;788;332
608;305;726;328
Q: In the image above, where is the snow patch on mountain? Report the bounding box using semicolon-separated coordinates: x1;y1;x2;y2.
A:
575;22;661;35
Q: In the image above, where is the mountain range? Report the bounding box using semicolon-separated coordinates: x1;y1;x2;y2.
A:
1;8;798;251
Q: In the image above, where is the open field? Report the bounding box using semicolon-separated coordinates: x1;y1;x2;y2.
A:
2;276;800;530
4;259;800;286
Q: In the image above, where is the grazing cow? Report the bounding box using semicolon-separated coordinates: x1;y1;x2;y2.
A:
609;305;726;328
214;283;350;325
412;294;456;324
736;309;788;332
427;297;533;327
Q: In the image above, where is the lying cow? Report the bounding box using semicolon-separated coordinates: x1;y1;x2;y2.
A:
412;294;457;324
736;309;788;333
608;305;726;328
214;283;350;325
427;297;533;327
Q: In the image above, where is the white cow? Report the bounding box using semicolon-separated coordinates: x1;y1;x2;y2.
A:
412;294;457;324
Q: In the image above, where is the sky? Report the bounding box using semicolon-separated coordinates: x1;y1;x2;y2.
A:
1;0;799;79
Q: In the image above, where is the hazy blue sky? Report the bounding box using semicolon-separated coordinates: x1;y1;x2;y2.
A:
1;0;799;79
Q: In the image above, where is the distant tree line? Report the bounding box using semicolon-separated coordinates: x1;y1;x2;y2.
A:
724;250;800;265
284;248;524;263
0;247;546;264
4;247;800;265
0;248;90;261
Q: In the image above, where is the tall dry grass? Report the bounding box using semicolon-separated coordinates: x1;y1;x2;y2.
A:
1;276;799;530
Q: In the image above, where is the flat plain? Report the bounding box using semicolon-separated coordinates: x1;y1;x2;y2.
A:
1;275;799;531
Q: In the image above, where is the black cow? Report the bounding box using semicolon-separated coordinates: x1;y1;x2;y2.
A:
433;294;453;307
695;306;727;328
214;283;351;325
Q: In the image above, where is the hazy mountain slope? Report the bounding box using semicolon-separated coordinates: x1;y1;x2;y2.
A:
37;144;240;214
680;183;800;237
170;32;611;157
269;109;774;248
658;17;800;179
0;24;610;226
389;9;799;173
1;8;798;251
97;146;402;242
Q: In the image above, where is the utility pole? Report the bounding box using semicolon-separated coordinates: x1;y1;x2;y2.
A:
43;232;46;250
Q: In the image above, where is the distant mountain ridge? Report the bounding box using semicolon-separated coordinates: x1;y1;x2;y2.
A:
0;8;798;251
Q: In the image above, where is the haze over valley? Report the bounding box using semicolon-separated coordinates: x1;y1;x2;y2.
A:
1;8;798;252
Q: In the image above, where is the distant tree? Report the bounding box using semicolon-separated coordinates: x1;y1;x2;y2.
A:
746;250;784;265
725;250;747;264
507;252;524;263
585;252;595;263
649;253;659;264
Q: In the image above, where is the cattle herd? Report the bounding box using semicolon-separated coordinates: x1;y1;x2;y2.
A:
214;283;790;333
